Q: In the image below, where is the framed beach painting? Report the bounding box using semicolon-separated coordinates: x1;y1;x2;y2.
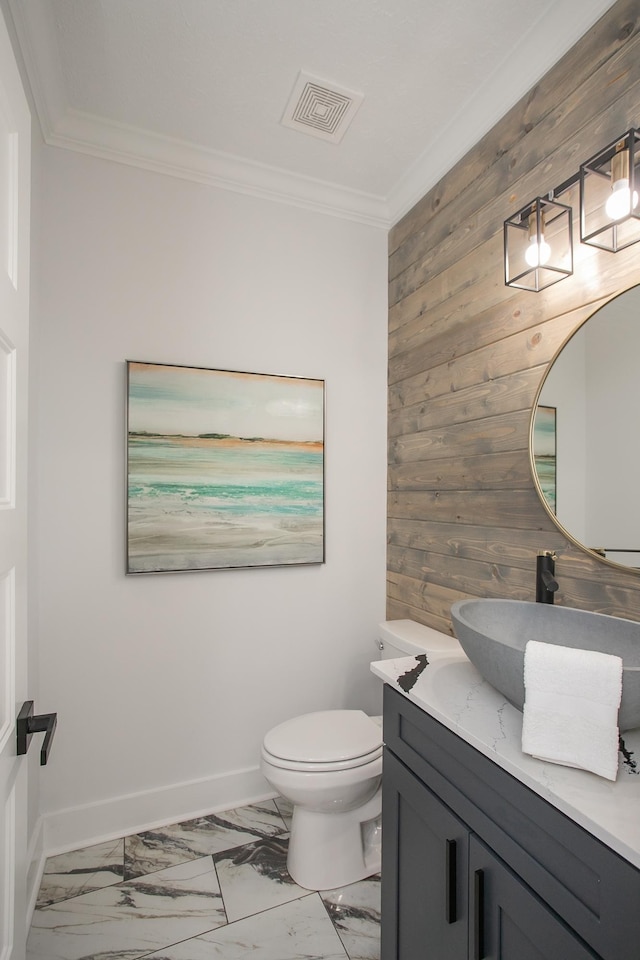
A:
532;404;557;515
126;361;325;573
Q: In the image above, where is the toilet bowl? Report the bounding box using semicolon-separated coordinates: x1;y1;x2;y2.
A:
261;620;461;891
261;709;382;890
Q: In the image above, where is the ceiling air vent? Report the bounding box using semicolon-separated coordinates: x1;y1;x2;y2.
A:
281;72;364;144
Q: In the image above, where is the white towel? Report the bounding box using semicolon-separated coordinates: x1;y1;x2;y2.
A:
521;640;622;781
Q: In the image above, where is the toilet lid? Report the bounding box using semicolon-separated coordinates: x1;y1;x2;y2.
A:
263;710;382;765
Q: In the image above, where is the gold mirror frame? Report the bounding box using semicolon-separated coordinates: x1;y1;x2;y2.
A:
529;283;640;573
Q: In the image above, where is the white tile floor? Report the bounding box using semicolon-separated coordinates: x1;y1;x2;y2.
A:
27;798;381;960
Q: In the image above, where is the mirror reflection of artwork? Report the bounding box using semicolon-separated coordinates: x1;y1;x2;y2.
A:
533;405;557;514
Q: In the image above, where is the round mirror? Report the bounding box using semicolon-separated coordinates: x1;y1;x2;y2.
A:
530;283;640;571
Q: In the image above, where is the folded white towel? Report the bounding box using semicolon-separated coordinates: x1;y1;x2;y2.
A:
521;640;623;781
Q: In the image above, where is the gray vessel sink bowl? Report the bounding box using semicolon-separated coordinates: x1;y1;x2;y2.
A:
450;598;640;731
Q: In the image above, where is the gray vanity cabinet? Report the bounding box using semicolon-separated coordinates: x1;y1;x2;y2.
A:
381;748;468;959
381;684;640;960
468;837;597;959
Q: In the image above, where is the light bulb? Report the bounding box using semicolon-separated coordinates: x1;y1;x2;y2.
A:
524;207;551;268
525;235;551;267
605;178;639;220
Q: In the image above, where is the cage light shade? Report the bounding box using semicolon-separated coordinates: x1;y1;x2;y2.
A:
504;196;573;292
580;129;640;252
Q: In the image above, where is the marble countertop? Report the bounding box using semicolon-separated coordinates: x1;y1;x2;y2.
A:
371;642;640;870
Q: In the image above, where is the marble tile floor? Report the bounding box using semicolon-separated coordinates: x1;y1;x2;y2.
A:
27;798;381;960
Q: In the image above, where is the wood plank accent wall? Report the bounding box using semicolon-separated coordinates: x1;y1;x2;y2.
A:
387;0;640;633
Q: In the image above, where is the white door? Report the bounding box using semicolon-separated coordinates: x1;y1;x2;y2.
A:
0;10;31;960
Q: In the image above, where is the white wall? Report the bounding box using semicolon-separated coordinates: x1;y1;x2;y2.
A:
30;144;388;851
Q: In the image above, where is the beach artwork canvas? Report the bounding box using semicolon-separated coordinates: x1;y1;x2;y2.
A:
126;361;325;573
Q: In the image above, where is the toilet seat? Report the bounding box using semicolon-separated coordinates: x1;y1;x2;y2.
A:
262;709;382;772
262;744;382;772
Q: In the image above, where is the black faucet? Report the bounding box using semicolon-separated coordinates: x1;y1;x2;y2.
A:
536;551;559;603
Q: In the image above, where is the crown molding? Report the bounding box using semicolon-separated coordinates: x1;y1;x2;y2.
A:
6;0;64;141
387;0;618;224
47;108;393;228
7;0;617;230
5;0;391;227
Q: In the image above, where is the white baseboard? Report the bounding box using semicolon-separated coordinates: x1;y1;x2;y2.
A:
41;764;275;858
25;816;46;931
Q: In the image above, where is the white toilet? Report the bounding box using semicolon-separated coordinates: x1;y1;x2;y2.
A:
260;619;459;890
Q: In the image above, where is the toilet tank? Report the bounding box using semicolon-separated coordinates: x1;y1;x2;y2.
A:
378;619;461;660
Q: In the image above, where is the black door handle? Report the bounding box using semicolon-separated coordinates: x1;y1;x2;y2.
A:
474;868;485;960
16;701;57;765
445;838;457;923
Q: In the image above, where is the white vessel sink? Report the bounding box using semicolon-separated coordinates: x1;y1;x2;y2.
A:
450;598;640;732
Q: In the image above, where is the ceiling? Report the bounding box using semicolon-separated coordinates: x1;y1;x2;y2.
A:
7;0;616;227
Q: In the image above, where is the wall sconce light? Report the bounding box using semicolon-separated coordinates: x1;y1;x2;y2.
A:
504;196;573;292
504;128;639;291
580;129;640;252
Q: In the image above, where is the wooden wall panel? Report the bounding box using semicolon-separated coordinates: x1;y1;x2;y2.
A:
389;0;640;255
387;0;640;631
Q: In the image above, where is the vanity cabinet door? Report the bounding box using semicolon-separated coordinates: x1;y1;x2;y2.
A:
469;837;599;960
381;748;468;960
